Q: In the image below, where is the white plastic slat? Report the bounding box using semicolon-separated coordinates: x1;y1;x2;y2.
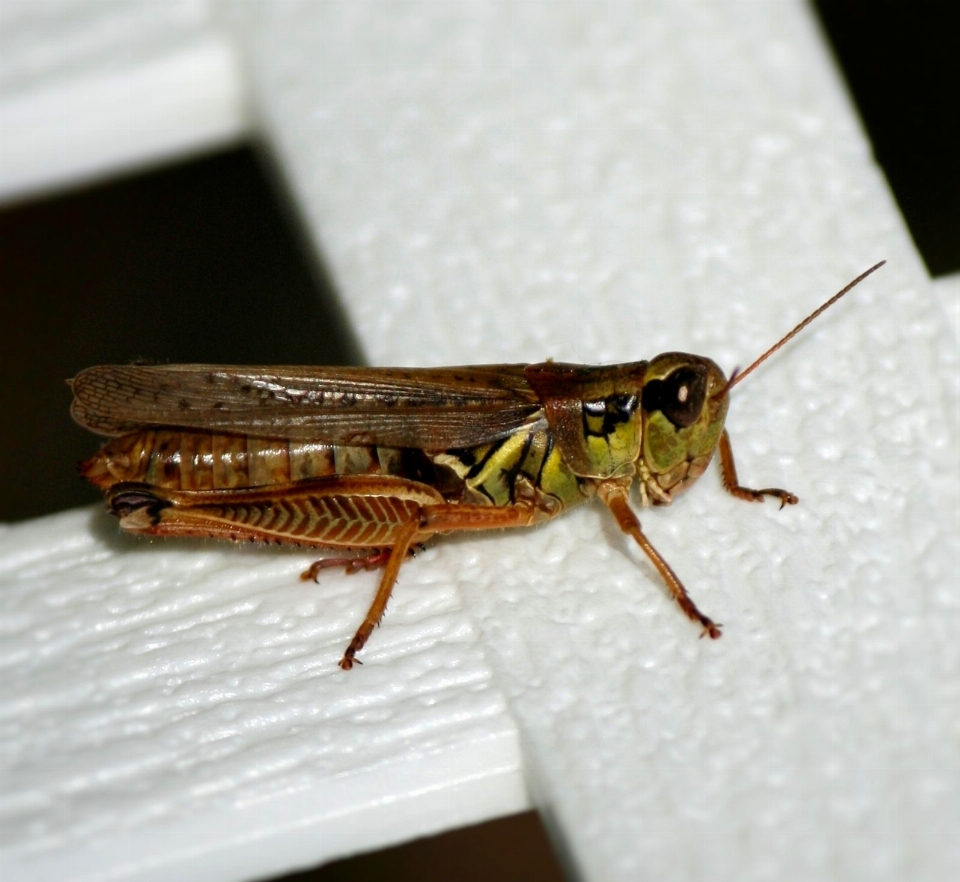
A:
2;2;958;881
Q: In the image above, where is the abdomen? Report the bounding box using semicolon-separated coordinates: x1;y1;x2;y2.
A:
81;426;591;515
81;429;437;492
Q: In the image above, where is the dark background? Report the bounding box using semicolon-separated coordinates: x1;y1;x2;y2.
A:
0;3;955;880
0;148;361;522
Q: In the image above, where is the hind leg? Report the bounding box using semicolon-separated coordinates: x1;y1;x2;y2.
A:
300;548;394;582
337;520;421;670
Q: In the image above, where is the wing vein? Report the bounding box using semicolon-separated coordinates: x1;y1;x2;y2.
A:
70;364;545;449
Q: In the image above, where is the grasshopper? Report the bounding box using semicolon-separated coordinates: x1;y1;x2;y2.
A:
71;261;884;668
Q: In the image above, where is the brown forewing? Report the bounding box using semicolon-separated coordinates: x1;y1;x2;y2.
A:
70;364;546;449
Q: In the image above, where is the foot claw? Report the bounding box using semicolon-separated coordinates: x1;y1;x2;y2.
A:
699;620;723;639
758;488;799;508
777;492;799;509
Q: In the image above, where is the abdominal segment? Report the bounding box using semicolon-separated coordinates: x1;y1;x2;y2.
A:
81;426;590;521
80;430;452;494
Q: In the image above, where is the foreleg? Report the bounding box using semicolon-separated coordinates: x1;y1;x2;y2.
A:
718;429;798;509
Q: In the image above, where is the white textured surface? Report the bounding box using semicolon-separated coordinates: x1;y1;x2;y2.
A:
2;2;959;882
0;509;529;882
0;0;247;202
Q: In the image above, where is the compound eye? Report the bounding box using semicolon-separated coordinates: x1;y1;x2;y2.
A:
641;365;707;428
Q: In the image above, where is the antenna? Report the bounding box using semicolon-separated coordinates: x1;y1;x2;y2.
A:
726;260;886;391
